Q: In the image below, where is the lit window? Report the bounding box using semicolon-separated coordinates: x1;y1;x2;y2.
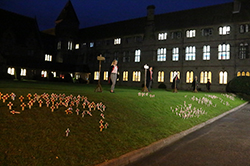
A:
200;71;212;84
135;49;141;62
158;71;164;82
123;71;128;81
157;48;166;61
114;38;121;45
203;45;210;60
132;71;141;82
170;71;180;82
103;71;108;81
158;32;167;40
186;30;196;38
76;74;80;80
41;70;47;77
57;41;61;50
75;44;79;49
218;44;230;60
94;71;99;80
186;71;194;83
68;41;73;50
51;71;56;77
237;71;250;77
185;46;196;60
172;47;179;61
219;71;228;84
219;26;230;35
20;68;26;76
45;54;52;62
7;67;15;75
90;42;94;48
239;43;248;59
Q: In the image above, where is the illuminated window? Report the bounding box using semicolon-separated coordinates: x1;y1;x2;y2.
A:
68;41;73;50
158;71;164;82
20;68;26;76
237;71;250;77
114;38;121;45
203;45;210;60
94;71;99;80
158;32;167;40
123;71;128;81
200;71;212;84
186;30;196;38
75;44;79;49
186;71;194;83
41;70;47;77
7;67;15;75
51;71;56;77
45;54;52;61
57;41;61;50
172;47;179;61
218;44;230;60
135;49;141;62
157;48;166;61
185;46;196;60
132;71;141;82
219;71;228;84
239;43;248;59
103;71;108;81
170;71;180;82
219;26;230;35
90;42;94;48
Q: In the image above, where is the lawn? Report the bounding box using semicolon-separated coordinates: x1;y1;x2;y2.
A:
0;80;246;166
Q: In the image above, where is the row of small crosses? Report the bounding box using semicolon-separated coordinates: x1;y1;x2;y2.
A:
0;92;108;132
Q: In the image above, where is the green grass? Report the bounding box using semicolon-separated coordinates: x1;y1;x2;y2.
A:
0;80;246;166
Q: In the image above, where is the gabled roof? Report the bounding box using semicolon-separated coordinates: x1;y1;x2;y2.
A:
56;0;79;24
79;2;250;41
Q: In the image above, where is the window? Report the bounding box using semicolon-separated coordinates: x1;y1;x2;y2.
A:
239;24;249;33
57;41;61;50
157;48;166;61
218;44;230;60
219;26;230;35
7;67;15;75
41;70;47;77
75;74;80;80
123;71;128;81
172;47;179;61
45;54;52;62
186;71;194;83
132;71;141;82
171;31;182;39
68;41;73;50
90;42;94;48
75;44;79;49
135;49;141;62
170;71;180;82
200;71;212;84
51;71;56;77
114;38;121;45
20;68;26;76
203;45;210;60
201;28;213;36
237;71;250;77
219;71;228;84
186;30;196;38
185;46;196;60
94;71;99;80
123;51;130;62
158;32;167;40
239;43;248;59
103;71;108;81
158;71;164;82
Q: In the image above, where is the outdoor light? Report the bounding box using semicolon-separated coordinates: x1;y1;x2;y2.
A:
144;64;149;70
142;64;149;92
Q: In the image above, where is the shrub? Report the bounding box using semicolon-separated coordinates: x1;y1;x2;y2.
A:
226;76;250;95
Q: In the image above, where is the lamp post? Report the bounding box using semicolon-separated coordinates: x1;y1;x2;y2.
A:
95;55;105;92
142;64;149;92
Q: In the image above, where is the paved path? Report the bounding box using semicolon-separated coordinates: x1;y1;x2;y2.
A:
127;103;250;166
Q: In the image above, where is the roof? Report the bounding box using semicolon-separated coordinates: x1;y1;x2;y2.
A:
79;2;250;40
56;0;79;25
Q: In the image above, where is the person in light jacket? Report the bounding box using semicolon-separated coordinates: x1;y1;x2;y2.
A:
109;60;118;93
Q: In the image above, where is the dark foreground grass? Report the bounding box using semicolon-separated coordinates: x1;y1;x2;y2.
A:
0;80;246;166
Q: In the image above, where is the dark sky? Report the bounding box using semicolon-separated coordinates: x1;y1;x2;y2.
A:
0;0;233;31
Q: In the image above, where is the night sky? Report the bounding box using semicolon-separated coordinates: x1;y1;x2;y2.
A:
0;0;233;31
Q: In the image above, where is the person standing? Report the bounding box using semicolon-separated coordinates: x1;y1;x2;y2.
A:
146;66;153;92
109;60;118;93
192;76;198;92
206;79;211;91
